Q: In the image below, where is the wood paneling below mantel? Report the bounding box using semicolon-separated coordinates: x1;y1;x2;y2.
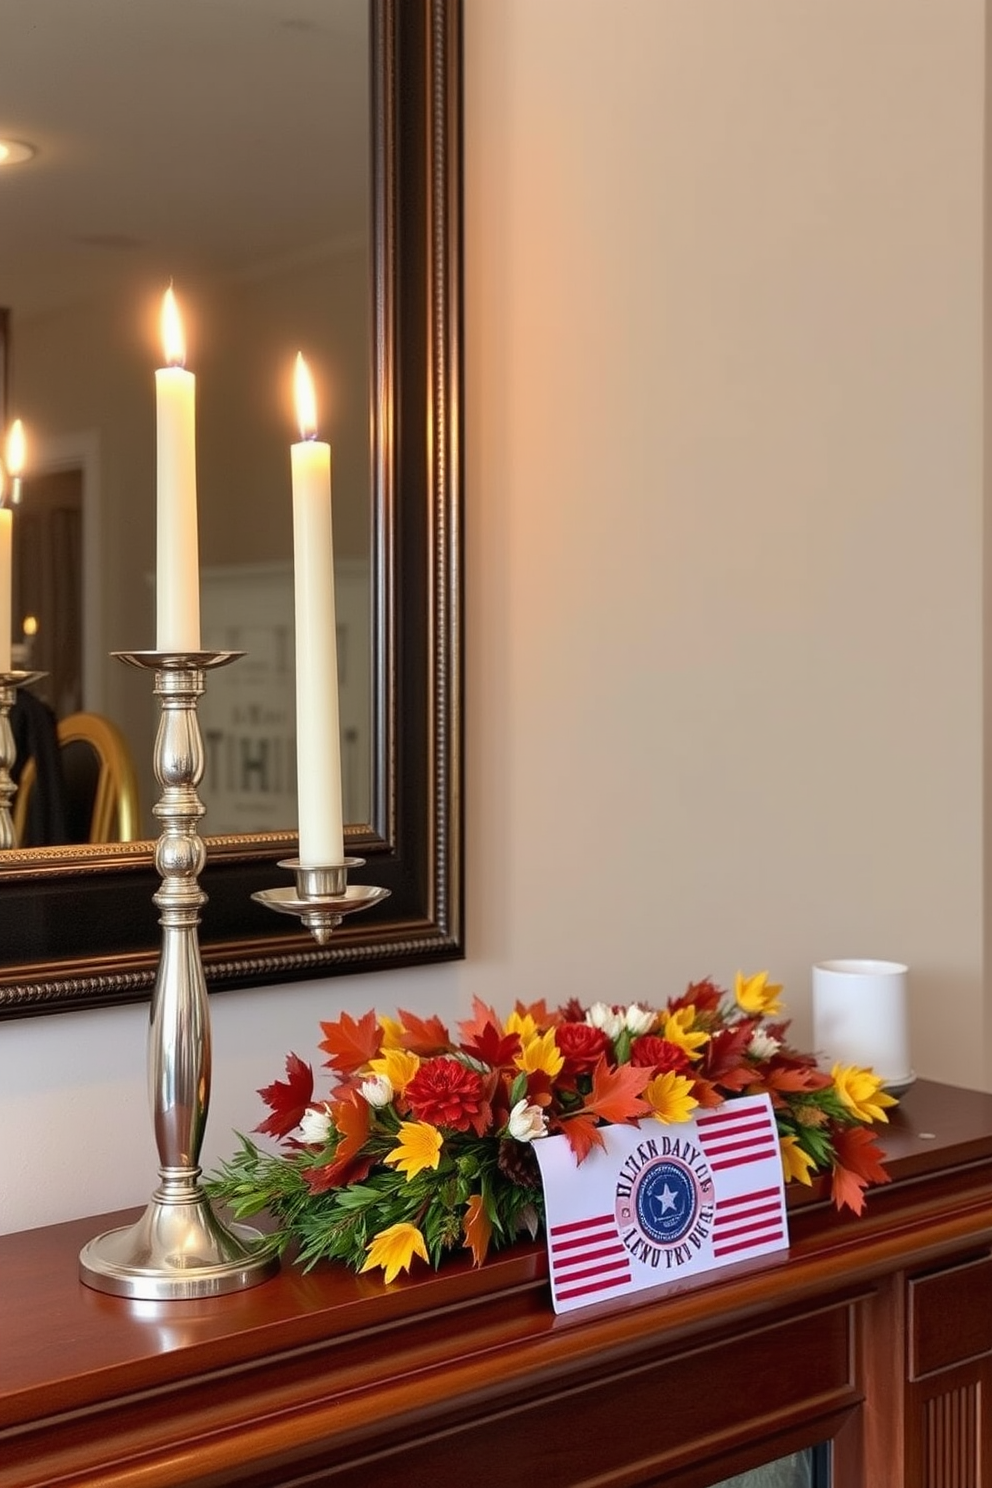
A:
2;1079;991;1487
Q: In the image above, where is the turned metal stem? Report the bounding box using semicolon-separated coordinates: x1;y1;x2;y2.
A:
0;670;46;849
79;651;278;1300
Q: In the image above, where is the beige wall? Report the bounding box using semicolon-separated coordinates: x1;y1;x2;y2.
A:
0;0;988;1235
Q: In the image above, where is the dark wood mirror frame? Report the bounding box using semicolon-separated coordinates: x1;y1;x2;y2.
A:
0;0;463;1020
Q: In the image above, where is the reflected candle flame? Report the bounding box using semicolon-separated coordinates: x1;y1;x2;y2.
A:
161;285;186;367
294;351;318;440
6;419;25;478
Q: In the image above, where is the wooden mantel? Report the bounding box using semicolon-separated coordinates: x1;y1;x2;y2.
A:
2;1079;991;1487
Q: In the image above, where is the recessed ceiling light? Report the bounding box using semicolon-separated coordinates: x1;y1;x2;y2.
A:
0;139;36;166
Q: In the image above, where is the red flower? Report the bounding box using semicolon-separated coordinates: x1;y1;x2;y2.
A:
630;1036;692;1075
405;1057;489;1132
554;1021;611;1074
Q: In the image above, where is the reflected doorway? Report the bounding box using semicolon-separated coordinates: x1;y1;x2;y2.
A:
13;466;82;717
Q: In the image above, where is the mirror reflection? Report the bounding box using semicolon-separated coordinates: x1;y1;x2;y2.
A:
0;0;372;845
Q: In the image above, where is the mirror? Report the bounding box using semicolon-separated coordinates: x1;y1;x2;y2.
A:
3;0;375;839
0;0;463;1018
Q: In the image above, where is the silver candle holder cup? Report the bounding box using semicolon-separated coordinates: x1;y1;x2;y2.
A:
254;857;390;944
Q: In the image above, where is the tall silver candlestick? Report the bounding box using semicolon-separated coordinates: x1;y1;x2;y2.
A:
0;669;46;848
79;651;279;1300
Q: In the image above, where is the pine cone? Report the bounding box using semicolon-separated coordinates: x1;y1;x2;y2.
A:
497;1137;542;1189
793;1102;829;1129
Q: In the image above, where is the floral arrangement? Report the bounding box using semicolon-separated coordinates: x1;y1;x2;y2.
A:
208;973;897;1284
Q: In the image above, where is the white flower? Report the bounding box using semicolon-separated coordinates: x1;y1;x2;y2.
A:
359;1072;394;1108
586;1001;624;1042
298;1104;333;1145
624;1003;655;1037
748;1027;781;1061
507;1098;548;1143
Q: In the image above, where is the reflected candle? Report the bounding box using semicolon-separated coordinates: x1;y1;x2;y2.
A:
290;353;344;867
6;419;25;505
0;504;11;672
155;287;200;652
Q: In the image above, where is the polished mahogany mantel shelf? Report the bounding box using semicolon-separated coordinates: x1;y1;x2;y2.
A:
2;1079;991;1488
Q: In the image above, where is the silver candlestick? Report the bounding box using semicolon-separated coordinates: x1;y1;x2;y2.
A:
79;650;279;1299
254;857;389;944
0;669;46;848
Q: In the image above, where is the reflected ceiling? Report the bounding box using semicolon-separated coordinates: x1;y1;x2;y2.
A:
0;0;367;321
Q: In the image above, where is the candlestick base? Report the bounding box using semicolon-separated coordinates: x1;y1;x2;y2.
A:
79;1171;278;1300
253;857;390;944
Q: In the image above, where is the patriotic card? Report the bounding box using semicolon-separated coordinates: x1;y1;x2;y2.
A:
532;1093;789;1314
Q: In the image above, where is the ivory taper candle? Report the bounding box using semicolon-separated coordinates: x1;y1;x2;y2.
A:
155;287;200;652
290;353;343;867
0;506;12;671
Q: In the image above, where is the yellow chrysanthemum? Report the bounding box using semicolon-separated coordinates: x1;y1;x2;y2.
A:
661;1005;710;1062
514;1026;564;1079
359;1222;429;1284
644;1071;699;1125
368;1046;421;1096
382;1120;444;1180
505;1008;540;1043
831;1064;898;1125
734;970;784;1018
779;1133;818;1186
377;1014;406;1050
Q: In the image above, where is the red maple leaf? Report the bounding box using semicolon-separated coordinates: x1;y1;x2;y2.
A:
397;1008;451;1056
256;1053;314;1139
830;1124;891;1215
318;1009;382;1074
458;1019;522;1070
669;978;723;1017
700;1023;755;1084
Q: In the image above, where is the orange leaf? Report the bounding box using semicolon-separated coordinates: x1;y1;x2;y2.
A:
318;1010;382;1074
688;1078;725;1110
397;1008;451;1055
305;1095;373;1193
559;1110;607;1164
333;1094;371;1164
763;1065;833;1093
514;998;559;1027
583;1056;652;1125
462;1194;492;1267
829;1162;870;1215
458;996;503;1045
830;1124;891;1215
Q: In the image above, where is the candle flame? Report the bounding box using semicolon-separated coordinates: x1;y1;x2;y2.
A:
294;352;318;439
161;285;186;367
5;419;25;478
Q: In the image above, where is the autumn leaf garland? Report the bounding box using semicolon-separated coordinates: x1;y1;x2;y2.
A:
207;974;897;1282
